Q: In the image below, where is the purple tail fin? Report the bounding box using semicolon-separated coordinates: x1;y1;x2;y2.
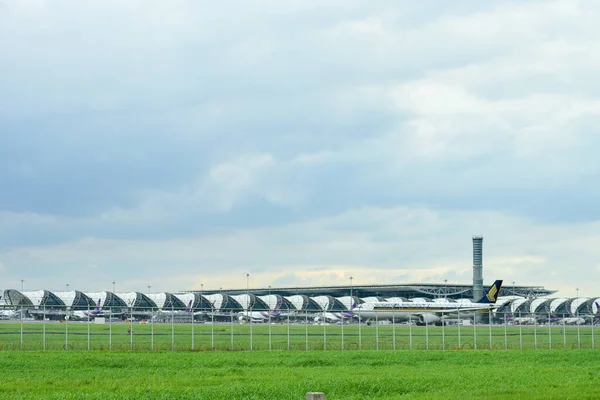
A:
185;300;192;312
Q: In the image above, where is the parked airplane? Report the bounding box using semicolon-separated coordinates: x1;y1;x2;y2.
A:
313;300;358;323
353;280;503;326
69;299;105;320
238;297;286;323
69;299;126;321
505;313;537;325
551;315;585;325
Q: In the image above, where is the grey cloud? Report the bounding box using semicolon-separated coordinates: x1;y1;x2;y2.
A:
0;1;599;293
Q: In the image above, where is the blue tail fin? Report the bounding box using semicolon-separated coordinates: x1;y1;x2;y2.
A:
477;280;503;304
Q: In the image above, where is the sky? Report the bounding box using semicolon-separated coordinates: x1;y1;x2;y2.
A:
1;0;599;297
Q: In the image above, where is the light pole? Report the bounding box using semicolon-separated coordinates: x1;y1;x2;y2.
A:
66;283;69;292
512;281;515;296
247;273;252;351
21;279;24;292
147;285;150;293
349;276;354;308
112;281;115;293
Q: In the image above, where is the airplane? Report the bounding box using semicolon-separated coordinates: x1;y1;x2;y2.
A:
353;280;503;326
69;299;105;320
155;300;193;315
550;314;585;325
0;309;17;320
505;313;537;325
313;300;358;324
237;297;286;323
68;299;126;321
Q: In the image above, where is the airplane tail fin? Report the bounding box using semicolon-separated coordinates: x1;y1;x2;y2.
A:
95;299;102;311
185;300;192;312
477;280;503;304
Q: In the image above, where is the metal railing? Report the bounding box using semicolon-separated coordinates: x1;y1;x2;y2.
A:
0;306;596;352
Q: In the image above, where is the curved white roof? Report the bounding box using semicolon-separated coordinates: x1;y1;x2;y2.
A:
335;296;355;310
592;298;600;314
311;296;332;310
257;295;281;310
571;298;589;314
21;291;46;306
203;294;225;310
53;291;78;307
530;298;550;313
360;297;382;303
284;295;305;310
433;298;455;303
146;293;168;309
549;298;568;313
495;297;515;309
174;293;195;309
117;292;138;307
85;292;109;307
510;298;529;313
231;294;252;310
385;297;407;303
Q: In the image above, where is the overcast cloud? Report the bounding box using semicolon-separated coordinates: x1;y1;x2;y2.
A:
1;0;599;297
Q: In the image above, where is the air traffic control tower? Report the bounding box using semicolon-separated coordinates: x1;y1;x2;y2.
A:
472;236;484;301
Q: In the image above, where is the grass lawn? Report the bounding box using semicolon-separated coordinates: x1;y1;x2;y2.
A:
0;321;595;351
0;349;599;399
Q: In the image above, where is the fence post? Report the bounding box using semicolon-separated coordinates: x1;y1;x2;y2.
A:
341;312;344;351
504;312;507;350
109;307;112;350
488;310;492;350
533;316;537;350
592;315;596;350
563;317;566;349
170;304;174;352
323;311;327;351
441;314;445;350
65;311;69;351
20;305;23;351
305;314;308;351
192;306;195;351
425;315;429;351
457;310;461;349
231;312;234;351
358;314;362;350
151;307;154;351
211;304;215;350
392;314;396;351
87;303;91;351
473;315;477;350
519;312;523;350
548;312;551;350
287;312;290;351
577;311;581;349
409;314;413;350
43;304;46;351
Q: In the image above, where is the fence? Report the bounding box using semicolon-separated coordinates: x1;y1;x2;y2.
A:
0;306;596;352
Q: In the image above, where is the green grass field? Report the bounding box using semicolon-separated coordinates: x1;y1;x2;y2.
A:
0;350;599;399
0;321;596;351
